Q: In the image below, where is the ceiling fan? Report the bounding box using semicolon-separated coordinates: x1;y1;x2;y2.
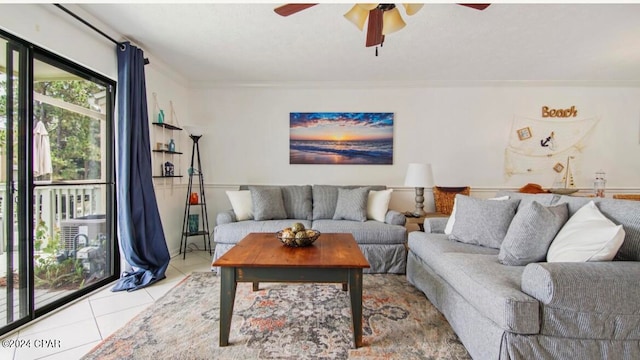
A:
275;3;490;53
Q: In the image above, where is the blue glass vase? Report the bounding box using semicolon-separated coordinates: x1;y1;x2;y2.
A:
188;214;199;233
157;109;164;123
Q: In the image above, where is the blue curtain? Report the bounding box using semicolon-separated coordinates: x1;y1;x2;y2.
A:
112;42;170;292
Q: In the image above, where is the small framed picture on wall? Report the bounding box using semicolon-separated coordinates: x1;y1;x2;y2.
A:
517;127;532;141
553;162;565;173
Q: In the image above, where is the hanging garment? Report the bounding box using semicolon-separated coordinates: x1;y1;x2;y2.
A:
33;120;53;177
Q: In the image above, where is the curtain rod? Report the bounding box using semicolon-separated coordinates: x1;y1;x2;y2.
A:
54;4;149;65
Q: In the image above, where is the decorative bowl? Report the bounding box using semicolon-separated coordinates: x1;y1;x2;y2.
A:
276;229;320;247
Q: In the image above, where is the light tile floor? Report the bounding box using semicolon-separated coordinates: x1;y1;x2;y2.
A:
0;250;213;360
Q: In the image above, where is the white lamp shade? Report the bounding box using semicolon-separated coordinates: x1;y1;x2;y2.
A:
404;163;434;187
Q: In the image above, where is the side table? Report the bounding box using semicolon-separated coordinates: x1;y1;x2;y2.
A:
405;212;448;232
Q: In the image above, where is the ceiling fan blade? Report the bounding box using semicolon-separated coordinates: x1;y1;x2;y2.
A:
365;8;384;47
459;4;491;11
274;4;317;17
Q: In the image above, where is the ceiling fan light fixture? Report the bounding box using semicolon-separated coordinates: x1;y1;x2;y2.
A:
344;4;370;30
382;7;406;35
403;3;424;16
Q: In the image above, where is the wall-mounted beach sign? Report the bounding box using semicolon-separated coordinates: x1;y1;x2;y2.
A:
289;112;394;165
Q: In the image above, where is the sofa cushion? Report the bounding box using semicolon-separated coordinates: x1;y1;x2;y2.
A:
444;195;510;235
449;195;521;249
495;191;559;210
408;231;540;334
499;202;568;266
312;185;339;220
554;195;640;261
249;186;287;220
596;198;640;261
553;195;593;215
368;189;393;222
333;187;369;221
214;219;312;245
437;253;539;334
408;232;499;272
408;233;539;334
225;190;253;221
547;201;625;262
311;219;406;245
312;185;386;220
241;185;312;221
281;185;313;220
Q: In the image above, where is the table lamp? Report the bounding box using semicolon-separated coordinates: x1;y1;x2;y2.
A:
404;163;434;217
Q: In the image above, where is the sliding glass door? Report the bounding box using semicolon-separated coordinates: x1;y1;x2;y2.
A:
0;30;118;335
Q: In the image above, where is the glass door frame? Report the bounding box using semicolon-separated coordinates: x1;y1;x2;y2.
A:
3;33;30;331
1;29;120;336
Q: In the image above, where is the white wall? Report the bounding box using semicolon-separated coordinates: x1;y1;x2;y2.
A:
0;4;115;79
145;63;193;255
188;84;640;220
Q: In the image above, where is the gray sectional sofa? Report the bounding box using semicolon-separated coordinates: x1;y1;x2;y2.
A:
213;185;407;273
407;192;640;359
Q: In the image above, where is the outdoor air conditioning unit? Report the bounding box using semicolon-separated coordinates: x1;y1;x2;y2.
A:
60;215;106;253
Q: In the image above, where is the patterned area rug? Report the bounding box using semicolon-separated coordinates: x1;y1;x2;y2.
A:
82;272;470;359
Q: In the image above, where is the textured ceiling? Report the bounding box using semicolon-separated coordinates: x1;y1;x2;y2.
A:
77;3;640;85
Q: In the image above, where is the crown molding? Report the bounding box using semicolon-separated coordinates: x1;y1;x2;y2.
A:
188;79;640;89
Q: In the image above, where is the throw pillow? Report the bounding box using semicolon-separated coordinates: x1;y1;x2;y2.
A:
367;189;393;222
547;201;626;262
449;195;520;249
498;202;569;266
281;185;313;220
225;190;253;221
444;195;510;235
333;187;369;222
312;185;340;220
249;186;287;221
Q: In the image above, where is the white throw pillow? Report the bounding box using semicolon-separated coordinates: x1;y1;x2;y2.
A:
547;201;625;262
225;190;253;221
444;195;509;235
367;189;393;222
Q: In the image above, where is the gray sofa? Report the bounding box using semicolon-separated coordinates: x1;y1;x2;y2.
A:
213;185;407;273
407;192;640;359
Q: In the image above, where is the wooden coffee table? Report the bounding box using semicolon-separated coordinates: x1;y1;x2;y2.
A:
212;232;370;348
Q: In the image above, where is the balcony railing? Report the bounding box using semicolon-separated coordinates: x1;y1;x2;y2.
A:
1;183;106;324
0;184;104;255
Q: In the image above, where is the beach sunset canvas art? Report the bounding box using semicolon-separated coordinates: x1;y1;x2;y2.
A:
290;112;394;164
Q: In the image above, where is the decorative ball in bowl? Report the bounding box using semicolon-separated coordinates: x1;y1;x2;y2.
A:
276;223;320;247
